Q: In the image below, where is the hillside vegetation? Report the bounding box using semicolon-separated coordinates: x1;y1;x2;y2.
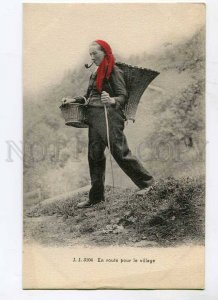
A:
24;28;205;199
24;177;205;247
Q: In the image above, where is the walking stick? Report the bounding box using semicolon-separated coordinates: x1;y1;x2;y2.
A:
104;104;115;195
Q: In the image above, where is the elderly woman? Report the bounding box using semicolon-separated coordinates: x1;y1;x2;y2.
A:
62;40;154;208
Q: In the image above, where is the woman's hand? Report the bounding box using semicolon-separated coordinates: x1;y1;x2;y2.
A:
101;91;115;105
61;97;76;105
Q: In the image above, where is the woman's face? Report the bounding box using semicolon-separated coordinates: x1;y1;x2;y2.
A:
89;44;105;66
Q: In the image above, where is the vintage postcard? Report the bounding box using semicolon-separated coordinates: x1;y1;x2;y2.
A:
23;3;205;289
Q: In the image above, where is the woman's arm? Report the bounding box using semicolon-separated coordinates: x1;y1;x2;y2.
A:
61;96;87;105
108;66;128;109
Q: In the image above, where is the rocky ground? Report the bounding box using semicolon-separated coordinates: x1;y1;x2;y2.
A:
24;177;205;248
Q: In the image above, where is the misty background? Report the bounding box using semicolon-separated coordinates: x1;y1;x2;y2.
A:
24;5;205;199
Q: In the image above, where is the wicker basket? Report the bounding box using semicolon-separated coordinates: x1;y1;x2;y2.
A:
60;62;159;127
116;62;159;121
59;103;88;128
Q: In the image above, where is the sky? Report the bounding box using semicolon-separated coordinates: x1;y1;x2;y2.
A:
23;3;205;94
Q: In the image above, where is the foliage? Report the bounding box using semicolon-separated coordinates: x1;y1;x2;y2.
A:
153;79;205;145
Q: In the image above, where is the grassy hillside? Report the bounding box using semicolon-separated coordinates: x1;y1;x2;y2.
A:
24;177;205;247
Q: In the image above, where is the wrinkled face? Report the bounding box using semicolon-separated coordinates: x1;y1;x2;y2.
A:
89;43;105;66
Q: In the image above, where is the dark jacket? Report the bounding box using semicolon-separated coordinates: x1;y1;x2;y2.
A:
84;65;128;109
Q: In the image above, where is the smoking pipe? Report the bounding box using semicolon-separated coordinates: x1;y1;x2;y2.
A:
84;62;94;69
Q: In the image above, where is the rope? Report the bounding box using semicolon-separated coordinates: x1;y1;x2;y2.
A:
104;104;115;194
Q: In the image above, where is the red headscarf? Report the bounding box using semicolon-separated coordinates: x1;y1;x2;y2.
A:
95;40;115;93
